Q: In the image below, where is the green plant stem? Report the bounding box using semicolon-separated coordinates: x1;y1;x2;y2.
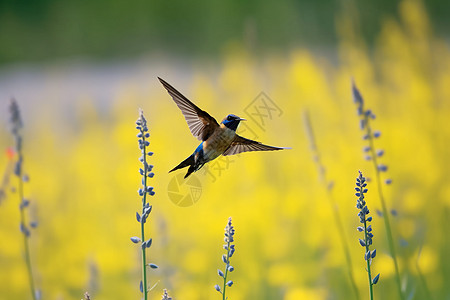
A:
327;190;360;300
141;135;148;300
222;240;231;300
365;115;403;300
17;151;37;300
363;219;374;300
416;246;433;300
304;111;360;300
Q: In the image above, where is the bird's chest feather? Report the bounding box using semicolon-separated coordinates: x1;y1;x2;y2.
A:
202;126;236;159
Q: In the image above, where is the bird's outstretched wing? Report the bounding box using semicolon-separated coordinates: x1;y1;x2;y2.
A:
223;135;289;156
158;77;219;141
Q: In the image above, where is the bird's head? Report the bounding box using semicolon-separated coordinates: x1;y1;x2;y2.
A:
221;114;246;131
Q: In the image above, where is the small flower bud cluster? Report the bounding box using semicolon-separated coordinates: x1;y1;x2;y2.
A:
356;171;380;287
136;110;155;197
215;217;236;297
19;198;38;237
352;81;392;185
9;99;24;179
161;289;172;300
9;99;23;136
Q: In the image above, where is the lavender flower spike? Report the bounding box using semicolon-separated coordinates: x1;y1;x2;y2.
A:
355;171;380;300
215;217;236;300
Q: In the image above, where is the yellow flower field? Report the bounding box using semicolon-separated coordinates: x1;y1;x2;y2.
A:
0;1;449;299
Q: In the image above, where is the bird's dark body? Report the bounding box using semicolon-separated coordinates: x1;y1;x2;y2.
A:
158;77;288;179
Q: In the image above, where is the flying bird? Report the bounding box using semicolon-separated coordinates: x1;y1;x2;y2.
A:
158;77;289;178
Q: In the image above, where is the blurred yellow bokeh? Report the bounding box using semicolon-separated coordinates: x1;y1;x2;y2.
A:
0;0;449;299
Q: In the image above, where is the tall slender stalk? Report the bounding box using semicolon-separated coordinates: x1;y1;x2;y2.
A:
215;217;236;299
363;215;374;300
140;140;149;300
222;237;231;300
355;171;379;300
303;111;360;300
416;245;433;300
141;202;148;296
18;168;37;300
132;109;156;299
9;99;37;300
352;81;403;299
364;112;402;298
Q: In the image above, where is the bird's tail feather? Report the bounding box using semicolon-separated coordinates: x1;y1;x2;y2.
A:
169;155;195;173
184;165;196;179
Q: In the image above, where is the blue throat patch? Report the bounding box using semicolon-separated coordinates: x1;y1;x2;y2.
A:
222;119;241;131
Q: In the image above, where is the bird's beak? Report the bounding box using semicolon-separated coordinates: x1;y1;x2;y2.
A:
239;118;246;121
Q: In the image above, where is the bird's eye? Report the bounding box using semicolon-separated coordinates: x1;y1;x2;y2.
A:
227;116;232;121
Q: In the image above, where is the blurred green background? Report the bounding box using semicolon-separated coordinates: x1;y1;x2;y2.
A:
1;0;449;63
1;0;450;299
